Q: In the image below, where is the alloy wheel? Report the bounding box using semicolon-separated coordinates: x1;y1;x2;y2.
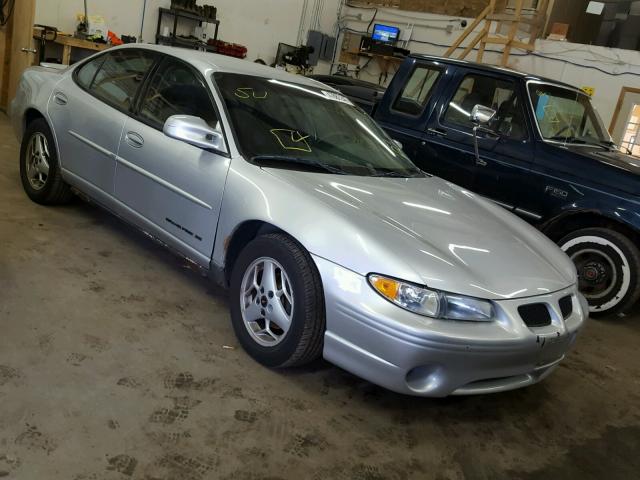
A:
25;132;50;191
240;257;294;347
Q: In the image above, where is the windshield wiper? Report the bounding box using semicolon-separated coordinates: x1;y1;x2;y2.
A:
550;136;610;150
251;155;347;175
597;140;618;151
549;135;586;143
370;170;425;178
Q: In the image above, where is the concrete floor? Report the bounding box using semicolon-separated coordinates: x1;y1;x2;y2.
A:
1;112;640;480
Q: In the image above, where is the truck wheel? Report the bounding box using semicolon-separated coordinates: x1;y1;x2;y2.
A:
559;228;640;317
20;119;73;205
229;233;325;367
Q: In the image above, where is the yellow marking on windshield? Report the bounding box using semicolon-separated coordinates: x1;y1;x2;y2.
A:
235;87;268;99
270;129;312;153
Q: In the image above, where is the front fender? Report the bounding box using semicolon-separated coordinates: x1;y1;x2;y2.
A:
541;193;640;238
211;158;421;284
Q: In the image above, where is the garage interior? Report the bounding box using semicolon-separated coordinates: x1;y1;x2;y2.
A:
1;0;640;479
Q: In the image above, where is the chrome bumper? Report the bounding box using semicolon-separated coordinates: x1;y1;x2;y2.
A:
313;255;587;397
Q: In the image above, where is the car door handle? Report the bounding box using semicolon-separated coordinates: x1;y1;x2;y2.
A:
427;127;447;137
476;158;488;167
125;131;144;148
53;92;68;105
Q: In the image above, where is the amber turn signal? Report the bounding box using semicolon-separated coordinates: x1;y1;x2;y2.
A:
369;275;400;300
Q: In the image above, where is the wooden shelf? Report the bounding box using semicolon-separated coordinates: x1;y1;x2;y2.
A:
358;52;404;62
358;51;405;74
33;29;110;65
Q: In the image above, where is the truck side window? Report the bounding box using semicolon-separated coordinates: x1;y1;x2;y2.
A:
392;65;441;116
443;74;527;140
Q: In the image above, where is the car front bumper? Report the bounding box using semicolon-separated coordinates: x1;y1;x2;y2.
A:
313;255;587;397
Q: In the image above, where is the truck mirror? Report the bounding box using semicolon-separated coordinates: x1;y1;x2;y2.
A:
470;105;497;168
470;104;497;125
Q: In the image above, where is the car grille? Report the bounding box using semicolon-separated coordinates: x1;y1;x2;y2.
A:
518;303;552;327
559;295;573;319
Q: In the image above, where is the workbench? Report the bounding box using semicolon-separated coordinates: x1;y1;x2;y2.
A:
33;28;110;66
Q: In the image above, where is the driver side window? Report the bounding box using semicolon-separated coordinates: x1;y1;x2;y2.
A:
443;74;527;141
138;57;219;130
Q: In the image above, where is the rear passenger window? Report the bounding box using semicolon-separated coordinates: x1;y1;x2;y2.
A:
138;57;218;129
443;74;527;140
77;49;157;111
392;65;441;116
75;56;105;89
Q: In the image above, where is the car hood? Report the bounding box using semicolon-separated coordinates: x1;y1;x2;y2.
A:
264;169;577;300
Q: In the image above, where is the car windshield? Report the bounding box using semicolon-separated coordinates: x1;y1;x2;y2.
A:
528;83;612;146
214;72;424;177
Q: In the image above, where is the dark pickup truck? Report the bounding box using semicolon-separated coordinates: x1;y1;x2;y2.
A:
315;55;640;316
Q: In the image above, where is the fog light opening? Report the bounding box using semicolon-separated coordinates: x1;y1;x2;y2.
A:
405;365;442;393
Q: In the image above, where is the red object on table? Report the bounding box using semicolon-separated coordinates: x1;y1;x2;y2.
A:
108;31;123;46
209;39;247;58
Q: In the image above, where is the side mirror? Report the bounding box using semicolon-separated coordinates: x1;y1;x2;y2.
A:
470;104;497;125
163;115;227;153
470;105;497;168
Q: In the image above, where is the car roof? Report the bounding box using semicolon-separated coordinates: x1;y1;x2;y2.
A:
409;53;583;93
114;43;333;91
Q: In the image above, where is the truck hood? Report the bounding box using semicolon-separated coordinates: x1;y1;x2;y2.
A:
563;145;640;194
264;169;577;300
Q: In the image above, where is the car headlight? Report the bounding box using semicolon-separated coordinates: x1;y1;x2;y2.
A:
368;274;494;322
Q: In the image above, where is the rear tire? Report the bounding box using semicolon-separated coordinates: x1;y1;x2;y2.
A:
559;228;640;317
20;118;73;205
229;233;325;367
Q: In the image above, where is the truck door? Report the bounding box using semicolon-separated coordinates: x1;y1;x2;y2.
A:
374;58;443;162
422;69;535;209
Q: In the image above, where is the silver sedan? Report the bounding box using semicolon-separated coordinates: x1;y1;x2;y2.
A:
10;44;587;396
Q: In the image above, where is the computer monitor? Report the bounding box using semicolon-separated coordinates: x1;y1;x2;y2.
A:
372;24;400;44
275;43;298;66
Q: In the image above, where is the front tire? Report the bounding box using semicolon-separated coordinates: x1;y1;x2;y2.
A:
20;118;73;205
559;228;640;317
229;233;325;367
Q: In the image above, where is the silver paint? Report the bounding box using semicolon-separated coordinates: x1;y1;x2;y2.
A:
10;45;586;396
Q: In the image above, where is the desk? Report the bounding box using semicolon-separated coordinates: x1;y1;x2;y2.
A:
33;29;110;65
357;52;404;73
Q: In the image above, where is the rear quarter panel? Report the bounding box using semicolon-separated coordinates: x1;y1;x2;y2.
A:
9;66;65;141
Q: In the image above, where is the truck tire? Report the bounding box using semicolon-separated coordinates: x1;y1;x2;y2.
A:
229;233;325;367
20;118;73;205
559;228;640;317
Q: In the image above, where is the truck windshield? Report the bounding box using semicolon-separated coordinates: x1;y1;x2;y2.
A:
528;83;612;146
214;72;424;177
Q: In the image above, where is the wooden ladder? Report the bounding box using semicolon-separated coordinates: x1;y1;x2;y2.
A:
444;0;550;67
